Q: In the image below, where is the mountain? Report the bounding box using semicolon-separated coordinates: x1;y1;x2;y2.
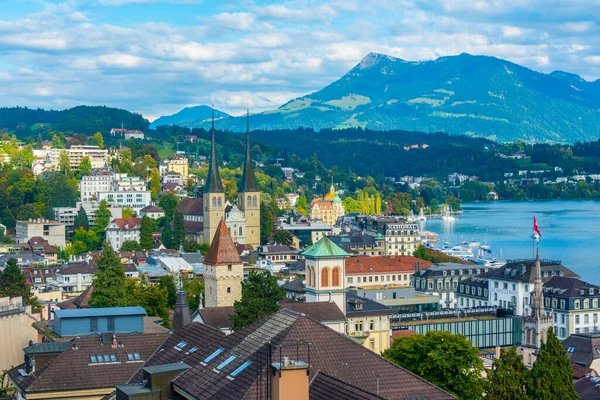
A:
0;105;149;136
150;105;231;129
155;53;600;143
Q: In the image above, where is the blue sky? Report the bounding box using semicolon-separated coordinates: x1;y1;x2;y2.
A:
2;0;600;120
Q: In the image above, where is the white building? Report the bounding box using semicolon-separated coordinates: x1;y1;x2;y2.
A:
54;201;122;230
106;218;142;250
47;260;98;293
79;168;115;202
110;128;145;140
34;146;108;171
15;219;66;248
139;205;165;219
96;191;152;210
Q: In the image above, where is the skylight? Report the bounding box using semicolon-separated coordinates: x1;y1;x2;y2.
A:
90;354;117;363
216;355;237;371
230;361;252;378
175;341;188;351
203;348;224;364
189;346;199;353
127;352;141;361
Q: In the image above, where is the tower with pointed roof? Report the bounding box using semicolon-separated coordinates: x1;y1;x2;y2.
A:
203;107;226;246
204;219;244;308
237;109;261;248
520;249;554;367
302;236;350;315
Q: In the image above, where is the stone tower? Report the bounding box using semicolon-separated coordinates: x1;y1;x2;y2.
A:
203;108;226;245
203;219;244;308
238;110;261;248
520;249;553;367
302;237;349;315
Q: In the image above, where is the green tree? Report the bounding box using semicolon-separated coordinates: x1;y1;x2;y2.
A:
89;241;127;308
149;168;161;201
260;201;274;245
122;208;134;218
51;133;64;149
231;270;286;331
486;347;527;400
383;331;485;399
198;241;210;255
120;240;142;251
73;228;100;251
183;278;204;311
93;200;112;236
0;258;38;309
125;276;170;328
58;150;71;175
79;156;92;176
271;229;294;247
140;216;154;250
161;223;175;249
92;132;104;149
526;328;577;400
295;195;308;215
73;206;89;231
158;192;179;220
375;193;382;214
173;210;185;248
342;196;361;213
158;275;177;308
413;244;431;261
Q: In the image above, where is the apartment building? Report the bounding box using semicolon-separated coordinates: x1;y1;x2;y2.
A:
15;219;66;247
96;190;152;210
106;218;142;250
79;168;115;201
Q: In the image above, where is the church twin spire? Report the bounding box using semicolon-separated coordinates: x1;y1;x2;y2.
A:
239;108;259;193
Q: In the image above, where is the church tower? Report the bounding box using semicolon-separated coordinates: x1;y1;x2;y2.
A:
520;249;553;367
302;236;349;315
238;109;261;248
203;108;225;244
203;219;244;308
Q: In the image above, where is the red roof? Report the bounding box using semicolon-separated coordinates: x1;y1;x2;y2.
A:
108;218;142;231
345;256;432;275
203;220;243;266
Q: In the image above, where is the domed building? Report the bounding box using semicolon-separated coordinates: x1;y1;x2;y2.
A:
310;184;345;228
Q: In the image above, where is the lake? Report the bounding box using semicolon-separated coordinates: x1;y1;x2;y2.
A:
421;200;600;285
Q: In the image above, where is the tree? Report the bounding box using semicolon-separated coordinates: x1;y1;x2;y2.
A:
73;228;100;251
526;328;578;400
383;331;485;400
158;192;179;220
260;201;274;245
0;258;38;308
183;278;204;311
122;207;134;218
149;168;161;200
125;276;170;328
120;240;142;251
160;223;175;249
73;206;89;231
486;347;527;400
271;229;294;247
92;132;104;149
342;196;361;213
231;270;285;331
58;150;71;175
89;241;127;308
93;200;112;236
140;216;154;250
173;210;185;248
413;244;430;261
79;156;92;176
158;275;177;308
198;241;210;255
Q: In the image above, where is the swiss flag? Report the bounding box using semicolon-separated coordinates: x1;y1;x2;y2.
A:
533;216;542;237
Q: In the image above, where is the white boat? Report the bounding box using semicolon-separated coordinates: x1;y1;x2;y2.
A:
407;210;417;222
418;208;427;222
441;206;456;221
439;245;473;260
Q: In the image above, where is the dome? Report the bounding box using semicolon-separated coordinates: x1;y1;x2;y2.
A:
333;194;342;204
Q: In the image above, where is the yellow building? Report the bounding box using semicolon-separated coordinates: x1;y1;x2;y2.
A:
167;154;189;179
310;185;345;227
346;295;391;354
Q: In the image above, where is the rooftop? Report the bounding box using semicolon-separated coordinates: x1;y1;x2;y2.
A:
301;236;349;259
53;306;147;319
346;256;431;275
203;219;243;266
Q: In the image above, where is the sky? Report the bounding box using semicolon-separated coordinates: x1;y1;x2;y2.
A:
2;0;600;121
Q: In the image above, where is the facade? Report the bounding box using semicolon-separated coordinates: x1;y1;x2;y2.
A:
79;168;114;201
413;263;486;309
310;185;345;227
34;146;108;171
139;205;165;219
330;233;386;255
166;154;189;179
302;237;349;315
353;215;421;256
177;198;203;222
111;128;145;139
54;200;122;231
277;219;337;247
106;218;142;250
457;276;490;308
346;291;392;353
345;256;431;289
203;220;244;308
203;113;260;248
224;202;246;244
162;171;184;185
47;261;98;293
0;296;39;374
96;190;152;210
15;219;66;247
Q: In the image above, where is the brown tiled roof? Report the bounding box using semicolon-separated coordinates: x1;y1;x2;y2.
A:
108;218;142;231
310;372;387;400
203;219;243;266
391;329;418;339
346;256;432;275
129;322;225;384
176;198;204;216
575;375;600;400
8;333;168;395
572;363;596;380
162;182;183;191
28;237;58;254
198;306;236;330
60;261;98;275
140;205;164;213
57;285;93;309
173;309;454;400
184;221;204;234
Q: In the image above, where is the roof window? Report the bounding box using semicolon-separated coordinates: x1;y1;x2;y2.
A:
90;354;117;363
216;355;237;371
127;353;141;361
202;348;224;364
228;361;252;379
189;346;199;353
175;341;188;351
567;346;576;353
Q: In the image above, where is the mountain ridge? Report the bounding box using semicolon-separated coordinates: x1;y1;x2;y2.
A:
153;52;600;143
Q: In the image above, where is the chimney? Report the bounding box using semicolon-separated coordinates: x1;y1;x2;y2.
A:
172;290;192;330
271;359;310;400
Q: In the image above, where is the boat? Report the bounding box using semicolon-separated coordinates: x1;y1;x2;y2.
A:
439;245;473;260
418;208;427;222
407;210;417;222
441;206;456;221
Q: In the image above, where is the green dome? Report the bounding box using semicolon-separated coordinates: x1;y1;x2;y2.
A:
375;233;384;240
333;194;342;204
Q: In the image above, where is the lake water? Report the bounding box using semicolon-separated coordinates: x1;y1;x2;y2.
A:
421;201;600;285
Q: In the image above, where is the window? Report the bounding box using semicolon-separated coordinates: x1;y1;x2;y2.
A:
176;341;188;350
347;277;353;284
90;354;117;363
369;320;374;330
494;293;498;301
90;317;98;332
229;361;252;378
369;276;373;283
576;315;580;324
585;314;590;324
228;265;232;271
375;276;379;282
503;283;508;289
332;268;341;287
561;328;566;337
203;348;224;364
189;346;199;353
127;353;141;361
575;300;581;309
227;287;231;293
321;268;330;287
107;317;115;332
217;355;237;371
494;282;499;289
594;299;599;308
584;299;590;308
369;338;375;349
561;300;566;309
512;284;516;290
562;314;566;324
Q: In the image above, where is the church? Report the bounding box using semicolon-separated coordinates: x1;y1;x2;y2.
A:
176;111;261;249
